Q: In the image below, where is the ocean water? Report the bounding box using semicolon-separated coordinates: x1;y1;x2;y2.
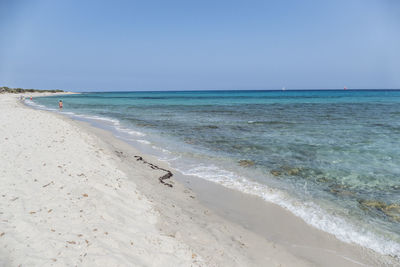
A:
29;90;400;257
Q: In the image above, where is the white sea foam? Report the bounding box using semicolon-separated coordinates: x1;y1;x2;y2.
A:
159;155;182;162
151;145;171;154
128;130;146;137
80;115;120;125
26;100;134;140
60;111;75;115
112;125;146;137
78;115;149;141
137;139;151;145
24;99;54;110
177;164;400;257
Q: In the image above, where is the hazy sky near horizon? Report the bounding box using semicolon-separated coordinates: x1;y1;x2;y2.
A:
1;0;399;91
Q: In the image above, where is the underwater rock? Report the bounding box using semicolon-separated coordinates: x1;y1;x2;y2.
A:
328;184;356;196
279;165;302;176
287;168;301;176
316;177;330;183
386;203;400;212
238;160;255;167
270;170;281;176
330;184;348;189
184;138;196;144
383;204;400;222
329;188;355;196
137;123;153;127
358;199;386;209
330;189;353;196
358;200;400;222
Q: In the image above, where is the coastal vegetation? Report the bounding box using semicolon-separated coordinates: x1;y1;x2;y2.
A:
0;86;63;94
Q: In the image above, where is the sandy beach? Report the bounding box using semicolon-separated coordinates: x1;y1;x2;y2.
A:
2;0;398;265
0;93;397;266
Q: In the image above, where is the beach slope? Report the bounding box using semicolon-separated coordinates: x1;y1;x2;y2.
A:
0;94;204;266
0;94;310;266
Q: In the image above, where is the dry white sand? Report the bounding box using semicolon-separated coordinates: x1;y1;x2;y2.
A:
0;93;204;266
0;93;311;266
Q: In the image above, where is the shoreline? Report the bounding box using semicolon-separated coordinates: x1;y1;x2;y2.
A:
1;92;308;266
1;93;397;266
73;114;397;267
32;94;400;266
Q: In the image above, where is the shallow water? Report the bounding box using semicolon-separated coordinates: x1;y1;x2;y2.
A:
31;90;400;257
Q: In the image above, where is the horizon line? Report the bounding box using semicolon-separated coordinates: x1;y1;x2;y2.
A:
75;88;400;93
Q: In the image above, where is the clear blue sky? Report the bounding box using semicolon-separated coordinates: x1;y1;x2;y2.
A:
0;0;399;91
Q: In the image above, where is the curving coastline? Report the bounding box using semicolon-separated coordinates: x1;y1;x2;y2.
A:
0;93;313;266
24;93;397;266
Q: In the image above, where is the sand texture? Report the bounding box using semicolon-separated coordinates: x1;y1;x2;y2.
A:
0;93;312;266
0;94;204;266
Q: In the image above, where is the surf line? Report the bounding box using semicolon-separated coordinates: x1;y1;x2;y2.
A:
133;155;174;187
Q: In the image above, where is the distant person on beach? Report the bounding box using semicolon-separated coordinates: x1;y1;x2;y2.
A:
30;96;32;100
59;100;63;109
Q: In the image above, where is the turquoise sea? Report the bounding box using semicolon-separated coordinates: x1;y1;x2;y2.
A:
29;90;400;257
